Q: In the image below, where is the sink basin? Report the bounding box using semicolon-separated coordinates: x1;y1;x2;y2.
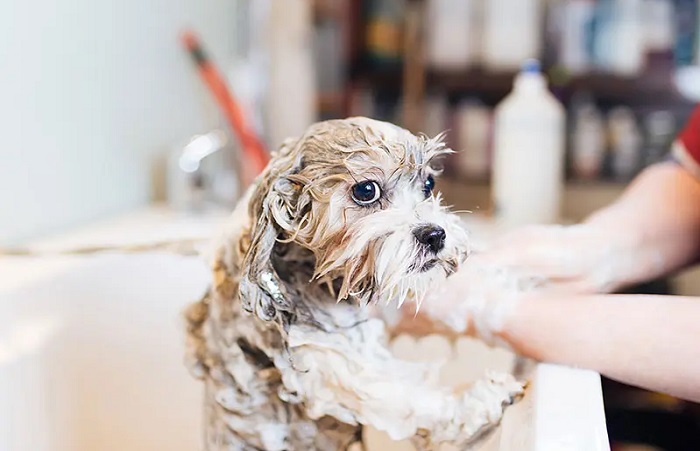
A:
0;253;208;451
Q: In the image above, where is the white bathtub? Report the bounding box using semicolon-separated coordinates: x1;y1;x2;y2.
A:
0;208;609;451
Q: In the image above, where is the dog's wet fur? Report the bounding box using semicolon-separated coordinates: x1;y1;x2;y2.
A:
185;118;523;450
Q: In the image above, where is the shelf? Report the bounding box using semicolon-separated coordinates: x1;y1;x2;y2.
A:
351;67;694;106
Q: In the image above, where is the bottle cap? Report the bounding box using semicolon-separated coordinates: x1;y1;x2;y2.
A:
521;59;541;74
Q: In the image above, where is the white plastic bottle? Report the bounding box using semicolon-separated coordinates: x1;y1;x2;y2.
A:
425;0;480;69
491;60;566;227
482;0;543;71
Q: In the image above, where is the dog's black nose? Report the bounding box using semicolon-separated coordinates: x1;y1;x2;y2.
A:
414;225;446;254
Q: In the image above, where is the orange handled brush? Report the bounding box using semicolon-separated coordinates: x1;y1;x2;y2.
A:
180;30;269;181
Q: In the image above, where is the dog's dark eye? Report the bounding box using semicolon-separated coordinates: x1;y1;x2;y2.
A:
351;180;381;205
423;175;435;198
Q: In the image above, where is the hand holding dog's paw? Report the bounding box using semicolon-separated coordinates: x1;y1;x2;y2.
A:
394;253;540;348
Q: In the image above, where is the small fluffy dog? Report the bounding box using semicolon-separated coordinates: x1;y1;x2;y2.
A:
185;117;524;450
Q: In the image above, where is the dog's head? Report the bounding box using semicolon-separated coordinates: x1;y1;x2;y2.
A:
238;117;469;323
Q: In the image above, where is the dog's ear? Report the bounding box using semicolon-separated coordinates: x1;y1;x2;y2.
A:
238;137;304;323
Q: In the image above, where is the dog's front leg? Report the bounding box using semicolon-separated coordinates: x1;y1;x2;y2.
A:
275;319;523;449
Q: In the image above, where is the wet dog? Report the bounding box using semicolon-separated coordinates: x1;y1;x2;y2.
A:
184;117;523;450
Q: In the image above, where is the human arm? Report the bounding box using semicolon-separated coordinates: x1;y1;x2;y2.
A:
496;293;700;403
480;160;700;294
580;159;700;288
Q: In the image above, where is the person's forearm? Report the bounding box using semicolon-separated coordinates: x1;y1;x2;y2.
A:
499;294;700;402
583;162;700;288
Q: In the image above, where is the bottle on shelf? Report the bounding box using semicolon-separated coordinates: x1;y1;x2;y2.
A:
591;0;616;71
570;96;606;180
642;110;677;167
673;0;698;67
423;94;450;138
560;0;597;75
542;0;566;68
609;0;646;76
591;0;645;75
364;0;406;67
643;0;675;59
455;100;493;181
425;0;481;70
482;0;544;71
608;107;643;181
491;59;566;227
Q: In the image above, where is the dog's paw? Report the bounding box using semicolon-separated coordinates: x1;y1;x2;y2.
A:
455;371;526;441
452;371;525;398
484;370;527;404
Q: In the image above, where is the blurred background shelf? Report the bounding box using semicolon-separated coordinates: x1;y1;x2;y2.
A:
350;67;695;107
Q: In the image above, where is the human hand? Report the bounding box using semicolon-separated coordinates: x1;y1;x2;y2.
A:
477;223;644;295
392;222;642;345
391;253;540;347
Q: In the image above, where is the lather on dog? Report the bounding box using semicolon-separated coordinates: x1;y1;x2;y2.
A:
184;117;525;450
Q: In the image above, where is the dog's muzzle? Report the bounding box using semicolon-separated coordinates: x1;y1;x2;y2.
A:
413;224;446;254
